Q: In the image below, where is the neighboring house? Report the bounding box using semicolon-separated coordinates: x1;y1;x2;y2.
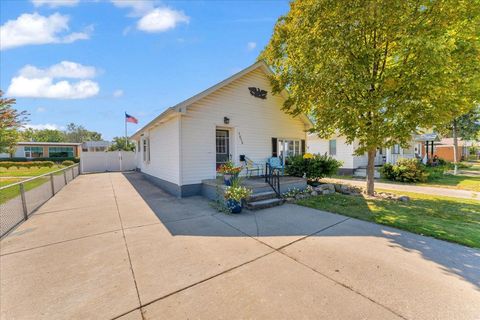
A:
431;138;474;162
81;141;111;152
131;61;312;197
307;133;437;175
0;142;81;159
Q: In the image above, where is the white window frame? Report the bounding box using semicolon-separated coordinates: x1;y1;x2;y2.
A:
392;144;401;154
143;138;150;163
329;139;337;156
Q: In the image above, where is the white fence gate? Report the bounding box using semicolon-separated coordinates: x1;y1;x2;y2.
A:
80;151;136;173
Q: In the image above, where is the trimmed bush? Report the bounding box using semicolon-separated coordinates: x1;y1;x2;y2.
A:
61;160;75;166
380;158;428;182
286;153;342;180
0;161;55;169
0;157;79;163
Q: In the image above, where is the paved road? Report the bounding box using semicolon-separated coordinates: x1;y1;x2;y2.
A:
1;172;479;319
324;177;480;200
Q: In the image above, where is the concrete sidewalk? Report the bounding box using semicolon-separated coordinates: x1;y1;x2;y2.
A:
324;177;480;200
1;172;479;319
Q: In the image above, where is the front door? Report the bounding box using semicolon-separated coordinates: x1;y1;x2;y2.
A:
216;129;230;169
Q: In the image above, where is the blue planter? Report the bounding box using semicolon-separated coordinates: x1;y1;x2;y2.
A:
226;199;243;214
223;174;233;186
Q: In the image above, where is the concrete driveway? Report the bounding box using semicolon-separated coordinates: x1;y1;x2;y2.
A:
1;172;479;320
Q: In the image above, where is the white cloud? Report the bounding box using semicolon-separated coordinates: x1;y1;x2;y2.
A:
137;8;189;33
31;0;79;7
22;123;62;130
19;61;97;79
36;107;46;112
8;77;99;99
111;0;155;17
7;61;100;99
247;42;257;51
112;1;189;33
113;89;124;97
0;13;91;50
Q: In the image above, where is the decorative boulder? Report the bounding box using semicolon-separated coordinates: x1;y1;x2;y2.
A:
397;195;410;202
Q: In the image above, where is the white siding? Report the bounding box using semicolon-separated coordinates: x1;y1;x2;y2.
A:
180;68;307;185
139;116;180;185
307;134;355;169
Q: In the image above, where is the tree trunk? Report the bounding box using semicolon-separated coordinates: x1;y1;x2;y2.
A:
452;119;458;175
366;148;376;196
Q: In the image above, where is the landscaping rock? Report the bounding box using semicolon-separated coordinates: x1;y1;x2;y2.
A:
398;195;410;202
285;197;295;203
311;191;318;196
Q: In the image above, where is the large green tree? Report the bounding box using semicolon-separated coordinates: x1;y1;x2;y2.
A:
64;123;102;143
0;91;27;154
108;136;135;151
262;0;480;194
21;128;65;142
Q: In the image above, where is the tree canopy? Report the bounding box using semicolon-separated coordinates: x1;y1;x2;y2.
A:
0;91;27;154
261;0;480;194
108;137;135;152
20;123;103;143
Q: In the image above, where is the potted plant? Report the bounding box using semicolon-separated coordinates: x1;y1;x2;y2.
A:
223;180;252;214
217;161;242;186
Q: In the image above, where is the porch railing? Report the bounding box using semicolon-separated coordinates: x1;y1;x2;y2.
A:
265;163;281;197
0;164;80;238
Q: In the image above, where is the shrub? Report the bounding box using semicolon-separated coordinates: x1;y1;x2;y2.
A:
286;153;342;180
61;160;75;166
0;161;55;169
0;157;79;163
380;158;428;182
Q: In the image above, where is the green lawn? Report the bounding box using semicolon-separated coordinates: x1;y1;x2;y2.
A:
0;177;51;204
418;174;480;192
297;190;480;248
0;165;66;178
0;178;23;188
332;161;480;192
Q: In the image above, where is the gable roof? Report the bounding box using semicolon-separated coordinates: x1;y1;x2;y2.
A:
131;61;312;139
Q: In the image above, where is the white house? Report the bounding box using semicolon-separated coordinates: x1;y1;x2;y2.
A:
307;134;426;175
131;61;312;197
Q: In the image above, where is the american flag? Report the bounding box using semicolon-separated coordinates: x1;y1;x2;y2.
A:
125;113;138;124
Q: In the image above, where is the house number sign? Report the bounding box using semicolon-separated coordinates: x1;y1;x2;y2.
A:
248;87;267;99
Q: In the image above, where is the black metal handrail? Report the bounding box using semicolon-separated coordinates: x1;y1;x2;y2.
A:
265;163;281;197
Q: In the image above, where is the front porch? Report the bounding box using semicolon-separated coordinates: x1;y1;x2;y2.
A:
201;176;307;202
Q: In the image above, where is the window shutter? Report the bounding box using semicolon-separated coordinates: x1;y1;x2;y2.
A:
301;140;306;155
272;138;278;157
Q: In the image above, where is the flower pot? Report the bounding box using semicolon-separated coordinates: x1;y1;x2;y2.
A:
226;199;242;214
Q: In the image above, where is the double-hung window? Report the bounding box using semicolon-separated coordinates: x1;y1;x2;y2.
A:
143;138;150;163
392;144;401;154
329;139;337;156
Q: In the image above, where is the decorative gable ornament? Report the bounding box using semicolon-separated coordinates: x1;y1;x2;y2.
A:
248;87;267;99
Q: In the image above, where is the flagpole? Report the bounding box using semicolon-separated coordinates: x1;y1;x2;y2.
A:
124;112;127;150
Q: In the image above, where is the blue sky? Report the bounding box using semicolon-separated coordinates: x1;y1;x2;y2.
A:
0;0;289;140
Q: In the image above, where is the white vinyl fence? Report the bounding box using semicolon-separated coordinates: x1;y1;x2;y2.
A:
80;151;136;173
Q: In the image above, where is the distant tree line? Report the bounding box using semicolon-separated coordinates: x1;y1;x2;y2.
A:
20;123;103;143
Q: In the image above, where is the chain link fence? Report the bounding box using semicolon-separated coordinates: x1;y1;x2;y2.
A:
0;164;80;238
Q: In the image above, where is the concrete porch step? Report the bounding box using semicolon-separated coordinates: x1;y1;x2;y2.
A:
246;198;285;210
247;191;277;202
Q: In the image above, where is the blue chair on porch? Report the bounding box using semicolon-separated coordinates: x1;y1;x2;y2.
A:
267;157;285;175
